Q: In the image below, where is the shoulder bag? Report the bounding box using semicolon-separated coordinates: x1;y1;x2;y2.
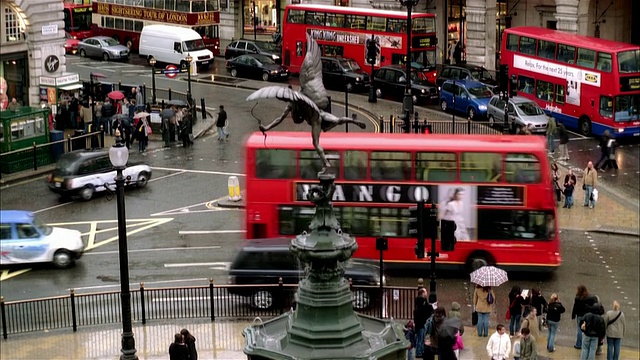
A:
607;312;622;326
506;297;517;320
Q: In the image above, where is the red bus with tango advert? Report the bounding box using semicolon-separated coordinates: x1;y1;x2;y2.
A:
244;132;561;273
91;0;221;55
501;27;639;138
282;4;438;81
64;0;94;40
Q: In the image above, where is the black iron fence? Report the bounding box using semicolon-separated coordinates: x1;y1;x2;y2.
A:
0;281;417;338
379;116;503;135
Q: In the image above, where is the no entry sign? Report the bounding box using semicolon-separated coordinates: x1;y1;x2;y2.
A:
165;65;179;79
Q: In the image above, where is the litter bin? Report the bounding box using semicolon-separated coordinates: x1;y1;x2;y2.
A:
72;130;86;151
50;130;65;161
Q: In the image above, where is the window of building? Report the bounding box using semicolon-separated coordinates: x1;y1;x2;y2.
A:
9;117;46;141
300;150;340;179
244;0;277;36
477;210;555;240
255;149;296;179
366;16;386;31
3;6;25;43
518;36;536;55
596;52;612;72
535;79;554;102
286;9;304;24
335;0;349;5
345;14;366;30
344;150;367;180
460;152;501;182
600;96;613;118
517;75;535;95
505;153;540;183
557;44;576;64
506;34;518;51
555;84;565;104
537;40;555;60
370;152;411;181
415;152;456;182
576;48;596;68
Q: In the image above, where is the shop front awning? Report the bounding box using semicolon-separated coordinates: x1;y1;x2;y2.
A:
59;83;83;91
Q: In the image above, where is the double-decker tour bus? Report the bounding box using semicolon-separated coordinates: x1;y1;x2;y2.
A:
64;0;93;40
282;4;438;82
501;26;640;138
91;0;221;55
244;132;561;273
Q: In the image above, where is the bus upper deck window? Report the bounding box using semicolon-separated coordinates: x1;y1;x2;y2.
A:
505;153;540;184
577;48;596;69
557;44;576;64
256;149;296;179
506;34;518;51
597;52;612;72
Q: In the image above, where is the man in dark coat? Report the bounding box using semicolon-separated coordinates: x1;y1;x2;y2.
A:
216;105;229;140
413;287;433;358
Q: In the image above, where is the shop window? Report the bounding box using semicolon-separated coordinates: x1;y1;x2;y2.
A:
535;79;554;102
537;40;555;60
518;36;536;55
555;84;565;104
517;75;534;95
370;151;411;180
596;52;612;72
3;6;25;42
600;96;613;118
299;150;339;179
557;44;576;64
576;48;596;69
506;34;518;51
256;149;296;179
505;153;540;183
477;210;555;240
415;152;457;182
460;152;502;182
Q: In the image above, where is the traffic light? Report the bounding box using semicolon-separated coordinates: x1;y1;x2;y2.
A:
440;219;457;252
366;35;378;65
409;203;425;259
499;64;509;93
509;75;518;98
398;111;411;133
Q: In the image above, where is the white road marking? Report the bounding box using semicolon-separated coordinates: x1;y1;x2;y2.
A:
149;170;186;182
33;201;76;214
69;278;210;291
85;246;221;256
179;230;245;235
150;166;245;177
150;194;229;216
164;262;231;268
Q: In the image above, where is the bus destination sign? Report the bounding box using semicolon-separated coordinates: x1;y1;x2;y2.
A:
411;35;437;48
94;3;219;25
620;76;640;91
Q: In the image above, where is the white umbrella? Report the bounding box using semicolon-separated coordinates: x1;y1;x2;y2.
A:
470;266;508;287
133;112;150;119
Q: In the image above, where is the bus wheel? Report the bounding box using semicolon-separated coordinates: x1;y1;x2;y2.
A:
125;38;133;49
579;117;592;136
467;252;491;272
79;49;86;58
440;99;448;112
488;115;496;127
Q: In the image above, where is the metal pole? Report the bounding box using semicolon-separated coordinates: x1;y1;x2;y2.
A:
379;247;384;318
187;62;192;96
400;0;417;127
253;1;257;41
115;166;137;360
345;83;349;133
443;0;448;64
151;64;156;104
459;0;463;62
427;199;438;301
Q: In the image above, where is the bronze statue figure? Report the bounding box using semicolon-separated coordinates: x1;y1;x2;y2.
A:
246;34;367;173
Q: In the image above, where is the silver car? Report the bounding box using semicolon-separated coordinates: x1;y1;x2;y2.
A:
78;36;129;61
487;95;549;133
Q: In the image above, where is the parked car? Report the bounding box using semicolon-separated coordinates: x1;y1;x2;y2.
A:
78;36;129;61
226;54;290;81
373;65;438;105
0;210;84;268
64;32;79;55
439;79;494;120
320;57;370;92
224;40;281;64
487;95;549;133
139;25;214;69
436;64;499;92
227;238;384;310
47;150;152;201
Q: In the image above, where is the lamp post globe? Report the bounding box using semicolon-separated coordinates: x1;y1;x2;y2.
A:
109;130;129;168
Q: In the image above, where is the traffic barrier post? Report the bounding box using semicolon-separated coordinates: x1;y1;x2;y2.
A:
228;176;241;201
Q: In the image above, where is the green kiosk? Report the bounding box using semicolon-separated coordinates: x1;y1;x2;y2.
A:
0;107;52;174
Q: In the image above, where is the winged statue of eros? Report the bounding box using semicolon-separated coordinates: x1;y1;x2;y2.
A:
246;34;367;174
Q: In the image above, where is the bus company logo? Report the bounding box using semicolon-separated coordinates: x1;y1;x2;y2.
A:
545;104;562;114
111;5;143;18
44;55;59;73
295;182;433;204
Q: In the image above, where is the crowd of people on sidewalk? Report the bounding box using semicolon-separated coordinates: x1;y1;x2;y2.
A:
406;284;626;360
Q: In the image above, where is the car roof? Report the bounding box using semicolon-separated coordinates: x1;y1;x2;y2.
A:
58;149;108;162
444;64;487;71
443;79;486;87
379;64;406;71
0;210;34;223
88;36;113;41
508;96;536;104
239;237;293;251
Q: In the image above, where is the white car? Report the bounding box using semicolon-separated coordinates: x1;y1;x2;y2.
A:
0;211;84;268
47;150;152;201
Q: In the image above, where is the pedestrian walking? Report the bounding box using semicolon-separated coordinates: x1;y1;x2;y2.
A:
424;306;446;360
582;161;597;208
563;170;577;208
169;333;189;360
102;99;114;135
169;105;179;143
217;105;230;140
453;41;462;65
552;163;562;203
135;85;145;111
486;324;511;360
80;98;93;133
520;306;540;341
526;288;548;330
572;285;597;349
601;137;619;171
546;116;557;154
473;285;494;337
133;116;149;153
180;328;198;360
580;306;606;360
546;293;566;352
603;301;626;360
513;334;522;360
180;108;194;147
519;327;538;360
508;286;526;337
413;287;432;358
557;123;570;159
594;131;611;171
95;101;103;133
404;320;416;360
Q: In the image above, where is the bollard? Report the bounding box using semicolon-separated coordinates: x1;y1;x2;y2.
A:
228;176;241;201
118;80;122;91
389;114;394;134
168;87;172;101
32;142;37;171
161;99;165;110
200;98;206;119
379;115;385;133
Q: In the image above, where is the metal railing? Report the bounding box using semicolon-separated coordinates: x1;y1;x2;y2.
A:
0;281;417;338
379;117;503;135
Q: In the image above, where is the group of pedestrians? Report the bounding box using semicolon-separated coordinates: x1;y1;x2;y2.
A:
169;328;197;360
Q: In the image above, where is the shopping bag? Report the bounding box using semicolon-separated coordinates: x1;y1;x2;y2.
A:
592;188;599;202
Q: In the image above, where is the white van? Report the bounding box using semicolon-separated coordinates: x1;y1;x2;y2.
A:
139;25;214;69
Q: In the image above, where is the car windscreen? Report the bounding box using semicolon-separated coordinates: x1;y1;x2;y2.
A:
34;217;53;236
103;38;120;47
255;41;278;52
468;85;493;98
470;68;493;81
55;156;80;175
517;101;544;116
184;39;206;51
254;55;276;65
340;59;361;72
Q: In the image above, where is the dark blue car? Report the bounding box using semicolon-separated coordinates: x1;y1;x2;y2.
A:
439;79;494;120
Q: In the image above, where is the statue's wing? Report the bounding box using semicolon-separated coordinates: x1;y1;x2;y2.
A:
299;34;329;110
246;86;320;113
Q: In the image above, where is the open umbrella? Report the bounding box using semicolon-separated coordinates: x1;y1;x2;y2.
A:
437;317;463;360
133;111;150;119
167;99;188;107
160;108;176;120
107;91;125;100
470;266;508;288
90;72;107;79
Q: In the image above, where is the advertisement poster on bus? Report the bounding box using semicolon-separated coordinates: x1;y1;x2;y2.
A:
565;67;581;106
438;185;477;241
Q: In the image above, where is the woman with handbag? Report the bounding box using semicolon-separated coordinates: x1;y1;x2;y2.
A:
603;301;626;360
473;285;495;337
508;286;526;337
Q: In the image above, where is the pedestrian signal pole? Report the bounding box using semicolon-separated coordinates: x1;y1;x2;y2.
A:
426;199;439;300
366;34;377;103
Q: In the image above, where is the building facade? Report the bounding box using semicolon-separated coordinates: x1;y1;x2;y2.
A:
0;0;73;108
218;0;638;71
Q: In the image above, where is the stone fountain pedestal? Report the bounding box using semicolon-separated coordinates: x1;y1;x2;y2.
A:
243;174;409;360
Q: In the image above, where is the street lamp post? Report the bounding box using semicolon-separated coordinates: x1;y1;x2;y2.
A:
185;53;193;96
149;58;157;104
109;131;137;360
398;0;419;133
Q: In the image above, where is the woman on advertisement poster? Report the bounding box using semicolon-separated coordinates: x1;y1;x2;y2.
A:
441;187;470;241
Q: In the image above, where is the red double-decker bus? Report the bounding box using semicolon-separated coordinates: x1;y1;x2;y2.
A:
282;4;438;82
501;27;639;138
91;0;221;55
63;0;93;40
244;132;561;273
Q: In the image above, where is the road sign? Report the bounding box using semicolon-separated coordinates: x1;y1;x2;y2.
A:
165;64;179;79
